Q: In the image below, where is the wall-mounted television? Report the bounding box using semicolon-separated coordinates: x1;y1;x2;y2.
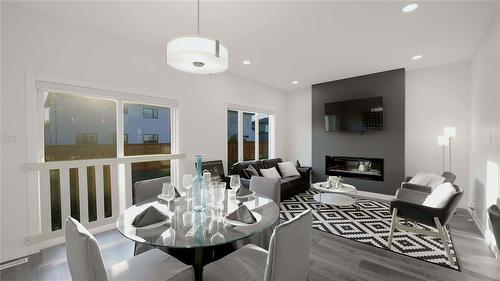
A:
325;97;383;132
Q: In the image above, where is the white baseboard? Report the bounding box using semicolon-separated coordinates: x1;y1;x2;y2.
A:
468;207;499;259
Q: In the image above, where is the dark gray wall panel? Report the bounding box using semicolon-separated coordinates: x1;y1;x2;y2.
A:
311;68;405;195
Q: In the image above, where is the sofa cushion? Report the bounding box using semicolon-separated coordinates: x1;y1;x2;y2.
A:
244;165;259;179
278;161;300;177
260;167;281;179
263;158;283;176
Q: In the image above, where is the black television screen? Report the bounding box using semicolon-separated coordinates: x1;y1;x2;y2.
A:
325;97;383;132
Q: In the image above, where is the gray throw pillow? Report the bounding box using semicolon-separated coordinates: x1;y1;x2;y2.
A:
244;165;259;179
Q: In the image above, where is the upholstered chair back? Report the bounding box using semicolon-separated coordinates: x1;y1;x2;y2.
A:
264;210;312;281
439;184;463;226
65;217;108;281
441;172;456;184
133;176;170;204
250;176;281;204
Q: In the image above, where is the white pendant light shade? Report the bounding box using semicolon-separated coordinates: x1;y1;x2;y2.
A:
167;36;228;74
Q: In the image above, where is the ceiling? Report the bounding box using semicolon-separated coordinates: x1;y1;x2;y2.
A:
8;1;499;92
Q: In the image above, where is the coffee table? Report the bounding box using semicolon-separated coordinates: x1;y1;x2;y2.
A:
311;181;357;208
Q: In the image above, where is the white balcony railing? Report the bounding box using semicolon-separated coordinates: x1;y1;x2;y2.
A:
23;153;185;246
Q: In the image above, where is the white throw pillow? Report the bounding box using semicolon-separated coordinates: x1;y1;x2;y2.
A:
428;174;446;189
408;172;433;186
422;182;455;208
260;167;282;179
409;172;444;188
278;161;300;177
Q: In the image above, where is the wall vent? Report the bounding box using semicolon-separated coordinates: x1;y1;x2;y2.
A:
0;258;28;271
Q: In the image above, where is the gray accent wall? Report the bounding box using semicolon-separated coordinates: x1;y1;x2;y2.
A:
312;68;405;195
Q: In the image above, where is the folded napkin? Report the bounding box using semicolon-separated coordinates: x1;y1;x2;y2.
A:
226;205;257;224
132;206;168;227
236;187;253;197
174;186;182;198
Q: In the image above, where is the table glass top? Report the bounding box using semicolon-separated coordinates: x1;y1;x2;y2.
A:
116;190;279;248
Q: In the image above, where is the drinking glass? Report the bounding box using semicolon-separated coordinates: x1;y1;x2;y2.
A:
162;182;176;215
183;174;193;197
212;182;226;220
229;175;241;203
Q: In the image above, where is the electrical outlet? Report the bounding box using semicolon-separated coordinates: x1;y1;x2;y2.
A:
1;135;17;145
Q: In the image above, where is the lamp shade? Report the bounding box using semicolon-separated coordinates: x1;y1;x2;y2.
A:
166;36;228;74
444;126;456;138
437;135;449;147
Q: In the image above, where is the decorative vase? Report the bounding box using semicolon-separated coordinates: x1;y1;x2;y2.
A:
192;155;205;212
336;176;344;189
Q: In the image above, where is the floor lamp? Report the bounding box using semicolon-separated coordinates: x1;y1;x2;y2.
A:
437;136;449;173
444;127;456;172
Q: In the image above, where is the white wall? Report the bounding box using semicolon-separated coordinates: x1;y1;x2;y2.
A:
285;88;312;166
0;5;286;262
405;62;471;208
468;9;500;255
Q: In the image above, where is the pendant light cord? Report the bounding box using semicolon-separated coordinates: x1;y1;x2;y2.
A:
197;0;200;36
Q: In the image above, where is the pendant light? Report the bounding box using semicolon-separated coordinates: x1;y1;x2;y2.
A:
166;0;228;74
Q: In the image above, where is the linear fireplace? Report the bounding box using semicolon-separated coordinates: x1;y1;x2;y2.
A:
325;156;384;181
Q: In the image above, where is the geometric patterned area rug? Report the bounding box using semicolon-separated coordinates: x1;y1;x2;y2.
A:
280;190;460;271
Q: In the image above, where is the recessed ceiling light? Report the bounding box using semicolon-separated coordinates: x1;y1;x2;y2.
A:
242;60;251;65
402;3;418;13
291;81;299;85
412;55;423;60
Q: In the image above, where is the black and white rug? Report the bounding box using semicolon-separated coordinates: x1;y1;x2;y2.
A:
280;190;460;270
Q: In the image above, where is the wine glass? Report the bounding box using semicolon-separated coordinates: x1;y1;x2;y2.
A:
183;174;193;197
229;175;241;203
162;182;176;215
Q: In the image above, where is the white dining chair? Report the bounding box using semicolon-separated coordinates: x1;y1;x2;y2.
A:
65;217;194;281
203;209;312;281
249;176;281;204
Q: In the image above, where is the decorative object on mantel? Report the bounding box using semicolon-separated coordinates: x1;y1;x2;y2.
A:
335;176;344;189
166;0;228;74
437;135;449;173
444;126;456;172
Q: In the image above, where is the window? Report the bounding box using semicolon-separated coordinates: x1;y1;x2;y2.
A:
227;108;274;172
143;134;159;144
124;103;171;184
44;92;117;229
42;90;176;230
258;114;269;159
227;110;238;171
243;112;256;161
143;107;158;119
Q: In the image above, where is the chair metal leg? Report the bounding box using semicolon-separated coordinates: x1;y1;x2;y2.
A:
434;217;454;266
387;208;398;248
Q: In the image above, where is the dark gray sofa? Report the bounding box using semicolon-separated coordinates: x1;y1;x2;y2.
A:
230;158;310;200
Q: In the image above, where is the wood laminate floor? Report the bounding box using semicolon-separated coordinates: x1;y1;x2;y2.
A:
1;209;499;281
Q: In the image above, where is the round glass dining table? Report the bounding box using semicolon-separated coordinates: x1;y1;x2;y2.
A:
116;190;279;280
